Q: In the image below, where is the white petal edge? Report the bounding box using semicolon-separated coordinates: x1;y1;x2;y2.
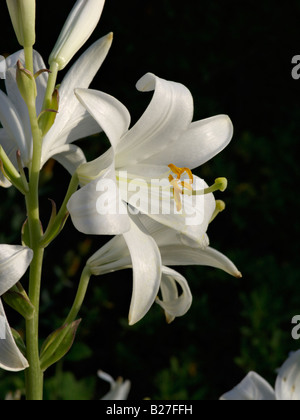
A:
0;90;27;160
0;299;29;371
220;372;276;400
116;73;194;168
75;88;131;150
160;245;242;278
156;266;193;323
144;115;234;170
123;216;162;325
50;144;87;176
0;245;33;295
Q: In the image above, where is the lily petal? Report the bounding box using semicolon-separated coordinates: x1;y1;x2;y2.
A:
137;215;241;277
144;115;234;170
275;350;300;400
75;87;131;151
0;245;33;295
220;372;276;400
87;234;131;275
160;245;242;278
156;266;192;323
0;299;29;371
115;73;194;168
98;371;131;400
87;216;162;325
122;217;162;325
123;174;215;246
42;34;113;161
50;144;87;176
67;163;130;235
0;89;27;160
0;129;14;188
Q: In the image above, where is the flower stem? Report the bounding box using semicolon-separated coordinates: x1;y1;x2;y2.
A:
64;266;92;325
24;46;34;74
23;58;44;399
25;246;44;400
42;62;59;112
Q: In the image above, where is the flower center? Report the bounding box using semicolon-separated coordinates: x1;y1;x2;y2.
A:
168;164;194;211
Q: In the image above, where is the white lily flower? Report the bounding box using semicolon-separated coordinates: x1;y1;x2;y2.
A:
49;0;105;71
68;73;233;243
6;0;36;48
220;350;300;400
87;214;241;325
0;244;33;371
0;33;112;188
98;370;131;400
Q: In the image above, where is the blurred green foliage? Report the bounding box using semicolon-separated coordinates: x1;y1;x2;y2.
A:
1;0;300;400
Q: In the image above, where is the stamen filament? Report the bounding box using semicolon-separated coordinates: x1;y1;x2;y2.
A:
193;177;228;196
210;200;226;223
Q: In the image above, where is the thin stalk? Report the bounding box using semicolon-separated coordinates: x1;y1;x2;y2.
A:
42;61;59;112
64;266;92;325
24;46;34;74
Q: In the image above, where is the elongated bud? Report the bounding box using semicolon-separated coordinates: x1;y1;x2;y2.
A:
49;0;105;71
6;0;36;47
40;320;81;372
16;60;37;106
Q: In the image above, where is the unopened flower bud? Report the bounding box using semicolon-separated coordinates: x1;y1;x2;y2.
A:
6;0;36;48
16;60;37;106
49;0;105;71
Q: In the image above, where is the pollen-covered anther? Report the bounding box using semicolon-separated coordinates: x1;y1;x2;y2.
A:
168;164;194;211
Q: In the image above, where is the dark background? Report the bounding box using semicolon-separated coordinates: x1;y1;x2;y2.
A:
1;0;300;400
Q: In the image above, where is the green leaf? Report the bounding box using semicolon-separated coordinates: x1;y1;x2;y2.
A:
40;319;81;372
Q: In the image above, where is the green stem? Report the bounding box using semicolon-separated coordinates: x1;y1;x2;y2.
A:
24;46;34;73
25;247;44;400
24;67;44;400
64;266;92;325
42;62;59;112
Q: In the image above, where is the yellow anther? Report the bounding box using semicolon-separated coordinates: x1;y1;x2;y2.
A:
170;179;183;211
168;164;194;183
168;164;194;211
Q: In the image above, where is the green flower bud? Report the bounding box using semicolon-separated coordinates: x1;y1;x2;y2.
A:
6;0;36;48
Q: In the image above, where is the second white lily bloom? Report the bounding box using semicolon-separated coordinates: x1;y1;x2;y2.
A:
0;33;112;188
220;350;300;400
